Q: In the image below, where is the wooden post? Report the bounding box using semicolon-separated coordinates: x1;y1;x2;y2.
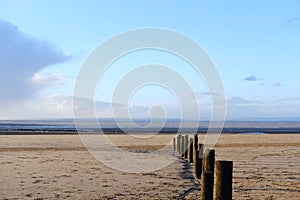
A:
181;135;185;157
188;138;193;163
194;150;202;179
193;134;198;151
203;149;215;175
201;171;214;200
173;138;176;151
215;161;233;200
177;135;179;154
196;143;204;165
177;135;182;156
194;150;200;179
198;143;203;153
184;135;188;159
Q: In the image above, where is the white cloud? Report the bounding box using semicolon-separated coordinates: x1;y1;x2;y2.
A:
32;72;64;85
0;20;71;102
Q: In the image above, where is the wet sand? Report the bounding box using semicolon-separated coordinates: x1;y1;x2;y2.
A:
0;134;299;199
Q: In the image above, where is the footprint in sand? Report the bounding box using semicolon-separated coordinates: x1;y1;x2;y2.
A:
32;179;42;184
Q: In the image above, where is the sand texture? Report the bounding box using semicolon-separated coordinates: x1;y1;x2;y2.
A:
0;134;299;199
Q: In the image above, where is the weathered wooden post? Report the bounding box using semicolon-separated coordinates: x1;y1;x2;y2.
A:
181;135;185;157
215;161;233;200
184;135;189;159
203;149;215;175
177;135;182;156
202;149;215;197
173;138;176;151
194;143;204;179
198;143;203;153
193;134;198;151
194;150;201;179
197;143;204;163
188;138;193;163
201;171;214;200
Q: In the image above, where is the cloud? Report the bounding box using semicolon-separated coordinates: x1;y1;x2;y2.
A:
0;20;71;102
32;72;64;85
273;97;300;102
286;18;300;23
271;82;282;87
58;95;150;119
227;96;262;106
196;91;221;97
182;91;221;100
52;95;181;119
259;81;282;87
225;96;265;119
224;95;300;120
243;75;264;81
244;75;282;87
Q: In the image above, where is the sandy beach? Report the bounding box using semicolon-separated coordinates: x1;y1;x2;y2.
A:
0;134;299;199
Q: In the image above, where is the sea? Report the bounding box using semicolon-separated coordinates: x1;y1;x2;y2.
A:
0;119;300;134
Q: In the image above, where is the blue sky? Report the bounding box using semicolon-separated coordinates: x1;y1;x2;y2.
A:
0;0;299;120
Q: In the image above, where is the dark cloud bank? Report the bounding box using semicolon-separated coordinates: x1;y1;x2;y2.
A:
0;20;71;102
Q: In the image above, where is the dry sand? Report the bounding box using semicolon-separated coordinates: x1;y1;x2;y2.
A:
0;134;299;199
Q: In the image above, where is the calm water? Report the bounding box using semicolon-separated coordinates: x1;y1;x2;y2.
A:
0;119;299;134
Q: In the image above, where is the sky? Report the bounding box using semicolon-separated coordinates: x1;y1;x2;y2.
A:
0;0;299;120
